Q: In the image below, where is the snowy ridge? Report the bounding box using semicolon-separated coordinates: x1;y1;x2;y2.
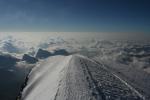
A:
21;55;72;100
21;55;144;100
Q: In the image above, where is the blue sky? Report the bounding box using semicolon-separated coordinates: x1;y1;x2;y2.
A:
0;0;150;32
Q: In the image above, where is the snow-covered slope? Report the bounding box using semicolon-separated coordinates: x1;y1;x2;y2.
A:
21;55;72;100
20;55;145;100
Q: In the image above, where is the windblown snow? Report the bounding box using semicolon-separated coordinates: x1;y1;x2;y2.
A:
20;55;144;100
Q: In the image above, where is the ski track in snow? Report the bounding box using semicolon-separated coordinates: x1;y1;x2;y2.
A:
21;55;145;100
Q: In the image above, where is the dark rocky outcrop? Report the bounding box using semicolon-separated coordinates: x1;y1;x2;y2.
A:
35;48;69;59
54;49;69;56
35;49;52;59
22;54;38;64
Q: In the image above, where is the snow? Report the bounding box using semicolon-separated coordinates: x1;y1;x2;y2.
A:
21;55;144;100
21;55;72;100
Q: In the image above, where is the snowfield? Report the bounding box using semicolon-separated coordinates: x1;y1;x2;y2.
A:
20;55;144;100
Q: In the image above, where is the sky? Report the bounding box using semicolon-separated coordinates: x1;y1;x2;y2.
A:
0;0;150;33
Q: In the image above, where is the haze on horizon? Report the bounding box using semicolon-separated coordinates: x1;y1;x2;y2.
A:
0;32;150;42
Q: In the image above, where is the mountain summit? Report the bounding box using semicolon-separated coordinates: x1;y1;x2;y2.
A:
20;55;144;100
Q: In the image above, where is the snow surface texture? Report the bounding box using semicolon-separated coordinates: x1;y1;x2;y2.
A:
92;40;150;99
21;55;144;100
